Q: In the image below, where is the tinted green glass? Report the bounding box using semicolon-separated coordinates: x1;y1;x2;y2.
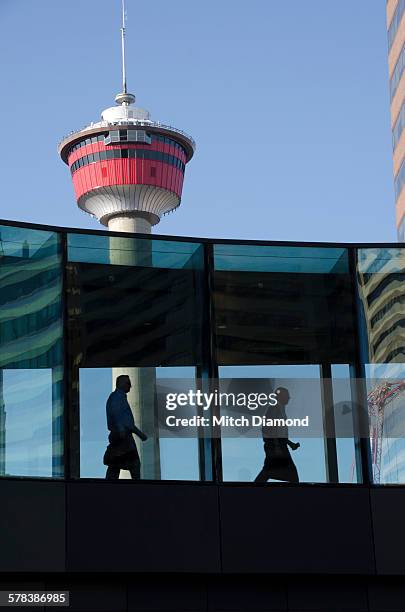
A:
357;248;405;484
66;233;209;480
213;243;354;365
214;244;360;484
0;225;63;477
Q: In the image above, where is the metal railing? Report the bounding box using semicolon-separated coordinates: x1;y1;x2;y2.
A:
59;119;196;151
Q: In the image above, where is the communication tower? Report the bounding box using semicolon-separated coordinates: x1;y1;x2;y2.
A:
58;0;195;234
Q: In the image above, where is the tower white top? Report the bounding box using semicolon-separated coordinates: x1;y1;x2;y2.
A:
101;104;151;124
58;0;195;159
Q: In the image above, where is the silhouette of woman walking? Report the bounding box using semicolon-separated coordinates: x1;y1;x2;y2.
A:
254;387;300;483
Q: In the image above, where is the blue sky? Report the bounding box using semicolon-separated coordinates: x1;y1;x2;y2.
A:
0;0;395;242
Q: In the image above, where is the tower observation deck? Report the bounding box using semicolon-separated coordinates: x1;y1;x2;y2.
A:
58;2;195;234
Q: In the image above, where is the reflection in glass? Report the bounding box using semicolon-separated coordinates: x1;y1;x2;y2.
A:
0;225;63;477
213;244;355;366
9;220;405;487
357;249;405;483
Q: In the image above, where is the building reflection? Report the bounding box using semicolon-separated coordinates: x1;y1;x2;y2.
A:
357;248;405;483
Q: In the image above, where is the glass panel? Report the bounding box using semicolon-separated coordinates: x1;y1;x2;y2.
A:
214;243;360;483
78;366;200;480
213;243;354;366
0;225;63;477
218;365;327;483
67;233;208;480
392;101;405;151
151;366;200;481
388;0;405;51
398;217;405;242
331;363;359;483
390;43;405;101
357;248;405;484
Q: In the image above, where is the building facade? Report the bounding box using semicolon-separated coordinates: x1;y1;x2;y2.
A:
3;219;405;482
387;0;405;238
2;220;405;609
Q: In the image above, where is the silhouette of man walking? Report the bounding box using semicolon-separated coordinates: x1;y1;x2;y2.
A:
104;374;148;479
254;387;300;483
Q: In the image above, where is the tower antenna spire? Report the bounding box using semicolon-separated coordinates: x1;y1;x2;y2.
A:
115;0;136;106
121;0;127;94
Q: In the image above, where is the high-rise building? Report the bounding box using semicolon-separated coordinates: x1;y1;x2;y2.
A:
387;0;405;239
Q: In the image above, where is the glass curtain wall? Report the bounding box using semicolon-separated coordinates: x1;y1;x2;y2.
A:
0;220;389;486
213;244;361;483
66;233;210;480
0;225;64;477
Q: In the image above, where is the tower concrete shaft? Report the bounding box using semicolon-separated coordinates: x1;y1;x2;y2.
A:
109;230;159;479
108;214;152;235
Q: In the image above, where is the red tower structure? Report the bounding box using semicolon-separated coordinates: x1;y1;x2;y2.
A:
58;2;195;235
